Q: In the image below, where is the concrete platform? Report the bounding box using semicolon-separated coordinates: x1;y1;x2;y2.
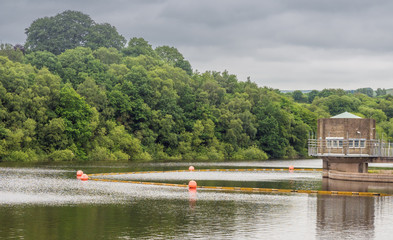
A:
327;170;393;183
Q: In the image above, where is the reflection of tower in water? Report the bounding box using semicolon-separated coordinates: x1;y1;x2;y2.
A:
322;177;393;195
316;195;375;239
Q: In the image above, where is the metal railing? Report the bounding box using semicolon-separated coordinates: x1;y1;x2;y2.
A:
308;139;393;157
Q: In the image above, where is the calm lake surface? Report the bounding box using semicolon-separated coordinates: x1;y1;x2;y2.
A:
1;159;393;239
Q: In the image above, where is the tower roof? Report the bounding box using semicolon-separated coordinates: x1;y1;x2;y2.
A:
331;112;362;119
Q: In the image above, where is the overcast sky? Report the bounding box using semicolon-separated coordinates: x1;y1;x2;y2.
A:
1;0;393;90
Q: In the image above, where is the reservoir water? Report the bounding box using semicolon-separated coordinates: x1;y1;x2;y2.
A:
1;159;393;239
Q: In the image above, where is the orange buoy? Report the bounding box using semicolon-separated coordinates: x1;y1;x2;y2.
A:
76;170;83;177
76;170;83;179
289;166;294;171
188;180;197;189
189;166;195;171
80;174;89;181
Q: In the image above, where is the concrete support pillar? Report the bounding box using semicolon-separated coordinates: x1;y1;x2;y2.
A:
322;159;329;178
322;157;370;175
359;162;368;173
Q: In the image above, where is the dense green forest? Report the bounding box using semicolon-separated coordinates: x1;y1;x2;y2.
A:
1;10;392;162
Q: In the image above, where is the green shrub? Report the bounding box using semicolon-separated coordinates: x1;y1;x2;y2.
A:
4;151;29;162
113;150;129;161
205;148;225;161
232;146;268;160
194;153;209;161
88;147;116;161
284;146;298;159
134;151;153;162
25;149;39;162
48;149;74;161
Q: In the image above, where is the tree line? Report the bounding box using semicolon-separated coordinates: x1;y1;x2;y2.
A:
289;88;393;139
0;10;391;162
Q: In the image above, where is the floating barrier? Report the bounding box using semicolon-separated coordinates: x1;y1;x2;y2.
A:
87;168;391;197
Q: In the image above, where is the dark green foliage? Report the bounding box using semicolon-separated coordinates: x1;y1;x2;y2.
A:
0;43;24;62
376;88;387;96
233;146;268;160
307;90;319;103
313;95;361;116
155;46;192;75
84;23;126;51
4;42;393;161
25;51;61;74
56;85;94;150
58;47;105;87
25;10;125;54
318;88;346;98
5;10;393;162
123;38;157;58
292;90;306;103
254;100;289;158
25;10;94;54
93;47;122;65
48;149;74;161
355;88;374;97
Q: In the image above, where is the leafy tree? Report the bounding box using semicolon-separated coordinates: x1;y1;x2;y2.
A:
313;95;361;116
379;99;393;118
288;120;310;156
108;89;132;119
93;47;122;65
123;37;158;58
41;118;68;151
256;115;287;158
0;43;24;62
25;51;61;74
25;10;125;54
84;23;126;50
155;46;192;75
155;114;179;150
355;88;374;97
307;90;319;103
31;68;61;116
13;14;393;161
376;88;387;96
77;77;108;112
25;10;94;54
358;106;387;123
56;85;95;158
318;88;346;98
292;90;305;102
232;145;268;160
48;149;74;161
58;47;105;86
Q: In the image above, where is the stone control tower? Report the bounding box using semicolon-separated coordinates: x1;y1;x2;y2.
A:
307;112;393;180
317;112;375;157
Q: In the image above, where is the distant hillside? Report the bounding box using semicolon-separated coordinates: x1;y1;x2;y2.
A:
280;90;312;94
283;88;393;97
386;88;393;95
